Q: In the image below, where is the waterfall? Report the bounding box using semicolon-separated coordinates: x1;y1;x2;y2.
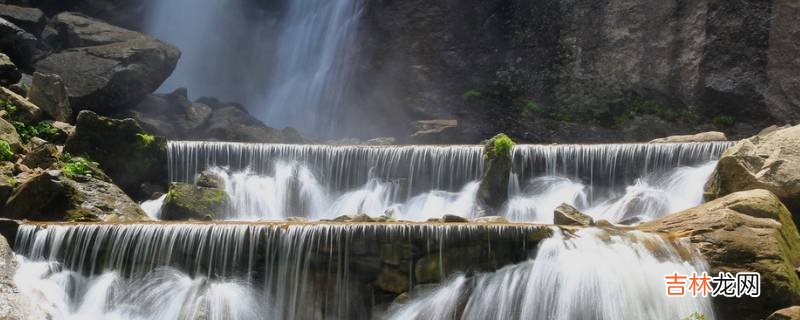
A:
166;141;733;222
143;0;365;137
387;228;715;320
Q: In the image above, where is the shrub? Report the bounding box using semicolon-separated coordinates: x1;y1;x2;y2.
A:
521;100;541;118
12;121;58;143
492;134;515;158
0;140;13;161
137;133;156;147
713;115;735;127
463;90;482;102
60;153;100;178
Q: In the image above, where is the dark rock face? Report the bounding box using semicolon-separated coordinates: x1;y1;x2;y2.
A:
34;12;180;113
0;4;45;35
64;110;167;199
357;0;800;142
640;189;800;320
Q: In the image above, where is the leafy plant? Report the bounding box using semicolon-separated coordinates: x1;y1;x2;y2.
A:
492;133;515;158
60;153;99;178
463;90;482;102
0;99;17;118
12;121;58;143
521;100;541;118
137;133;156;147
713;115;735;127
0;140;14;161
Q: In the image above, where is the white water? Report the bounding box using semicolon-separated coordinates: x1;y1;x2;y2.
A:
387;228;715;320
143;0;364;136
165;141;731;222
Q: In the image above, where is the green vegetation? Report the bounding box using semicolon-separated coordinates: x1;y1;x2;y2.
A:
12;121;58;143
492;133;515;158
6;177;17;187
137;133;156;147
520;100;541;118
0;140;13;161
0;99;17;117
60;153;100;178
713;115;735;127
682;312;708;320
463;90;482;102
548;112;574;123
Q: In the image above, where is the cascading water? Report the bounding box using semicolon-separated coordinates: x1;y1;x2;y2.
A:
166;141;733;223
143;0;364;137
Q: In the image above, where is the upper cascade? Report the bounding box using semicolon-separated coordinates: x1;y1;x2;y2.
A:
162;141;734;222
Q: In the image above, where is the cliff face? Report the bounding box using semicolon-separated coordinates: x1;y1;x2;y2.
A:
356;0;800;142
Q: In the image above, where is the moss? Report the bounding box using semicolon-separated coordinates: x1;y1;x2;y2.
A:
163;183;229;220
491;133;515;159
0;140;13;161
60;153;100;178
682;312;708;320
66;208;99;222
713;115;736;127
520;100;541;118
136;133;156;147
0;99;17;119
547;112;573;123
463;90;482;102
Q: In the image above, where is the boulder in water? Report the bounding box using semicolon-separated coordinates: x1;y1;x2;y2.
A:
2;170;147;221
553;203;594;226
477;133;514;212
64;110;167;199
649;131;727;143
768;306;800;320
442;214;468;223
639;189;800;320
705;124;800;222
27;72;71;122
161;183;230;221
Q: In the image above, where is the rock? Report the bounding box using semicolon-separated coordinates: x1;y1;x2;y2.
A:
34;15;180;112
0;4;45;36
333;213;375;222
50;12;141;48
203;106;283;143
374;267;409;294
0;86;41;124
553;203;595;226
0;53;20;86
442;214;468;223
185;102;212;130
639;190;800;320
705;124;800;221
0;161;14;205
196;170;225;189
768;306;800;320
0;234;49;320
477;134;514;211
161;183;230;221
410;120;459;144
366;137;396;145
649;131;728;143
21;142;58;169
128;110;178;138
64;110;167;199
27;72;71;122
2;170;147;221
280;127;305;144
472;216;509;224
0;117;22;153
0;17;45;69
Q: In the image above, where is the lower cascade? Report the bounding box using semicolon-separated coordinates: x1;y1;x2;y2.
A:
13;224;713;320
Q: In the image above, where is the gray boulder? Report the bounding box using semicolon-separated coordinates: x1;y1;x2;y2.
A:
161;183;230;221
0;53;20;85
477;134;514;211
50;12;140;48
0;85;41;124
27;72;71;122
0;17;45;69
0;117;22;152
0;4;45;36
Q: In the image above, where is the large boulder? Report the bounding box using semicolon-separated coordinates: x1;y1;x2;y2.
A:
27;72;71;122
0;4;45;36
477;133;514;211
639;189;800;320
161;183;230;221
705;124;800;221
64;110;167;199
2;170;147;221
0;234;49;319
553;203;594;226
0;17;45;70
0;52;20;86
34;13;180;113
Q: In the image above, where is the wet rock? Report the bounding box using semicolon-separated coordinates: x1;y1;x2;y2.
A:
0;234;49;319
649;131;727;143
374;267;409;294
0;4;45;36
21;142;58;169
639;189;800;320
64;110;167;199
196;170;225;189
0;17;45;69
0;86;41;124
768;306;800;320
705;124;800;222
2;170;147;221
35;13;180;112
477;134;514;211
0;53;20;86
27;72;71;122
472;216;509;224
366;137;396;145
161;183;230;221
442;214;468;223
333;213;375;222
410;120;459;144
554;203;594;226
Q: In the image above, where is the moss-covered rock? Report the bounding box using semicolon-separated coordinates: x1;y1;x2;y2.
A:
64;110;166;199
161;183;230;220
705;124;800;224
639;189;800;320
477;133;514;211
